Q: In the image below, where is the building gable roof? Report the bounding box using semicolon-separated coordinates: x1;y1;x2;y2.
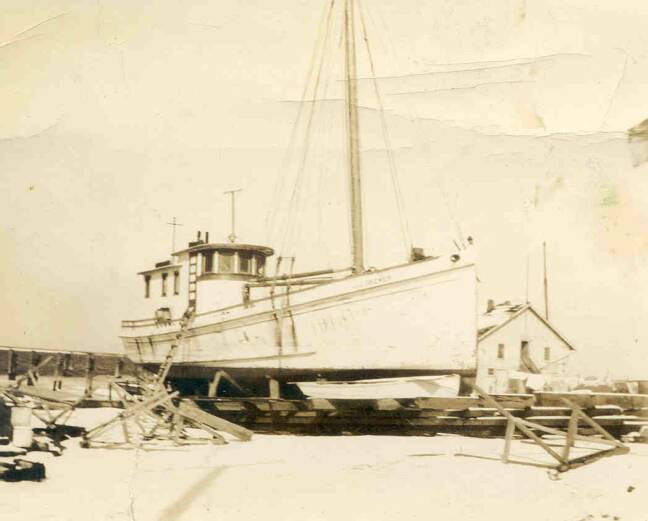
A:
478;301;576;350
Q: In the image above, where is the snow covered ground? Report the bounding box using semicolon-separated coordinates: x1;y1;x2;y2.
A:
2;426;648;521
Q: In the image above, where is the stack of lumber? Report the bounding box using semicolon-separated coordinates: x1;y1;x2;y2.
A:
188;392;648;438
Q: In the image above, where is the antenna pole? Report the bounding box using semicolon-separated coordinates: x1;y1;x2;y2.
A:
344;0;364;274
166;217;183;254
543;241;549;320
224;189;242;243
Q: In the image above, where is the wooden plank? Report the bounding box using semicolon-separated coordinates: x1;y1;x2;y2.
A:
562;398;624;445
177;399;252;441
502;419;516;463
591;393;648;409
307;398;337;411
558;446;629;472
536;391;648;410
249;400;298;413
489;394;535;408
515;417;622;447
562;410;578;460
535;392;594;408
85;390;178;440
472;385;566;464
13;355;54;388
527;407;572;417
5;386;80;405
413;397;479;410
374;399;402;411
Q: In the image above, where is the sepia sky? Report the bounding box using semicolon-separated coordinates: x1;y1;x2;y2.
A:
2;0;648;378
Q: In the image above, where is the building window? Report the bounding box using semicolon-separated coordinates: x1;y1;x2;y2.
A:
173;271;180;295
487;368;495;376
219;251;234;273
497;343;505;359
544;346;551;361
239;252;252;274
144;275;151;298
161;273;168;297
203;252;214;273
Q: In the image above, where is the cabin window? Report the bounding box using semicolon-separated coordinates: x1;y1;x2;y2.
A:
161;273;168;296
219;251;235;273
497;344;505;359
487;368;495;376
203;252;214;273
173;271;180;295
544;346;551;361
239;252;252;274
144;275;151;298
256;254;266;275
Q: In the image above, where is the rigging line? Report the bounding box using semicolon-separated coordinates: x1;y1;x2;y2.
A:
279;0;337;255
292;36;337;268
278;2;337;255
264;0;335;244
266;0;332;245
367;3;466;246
357;0;412;257
279;5;338;258
314;62;338;269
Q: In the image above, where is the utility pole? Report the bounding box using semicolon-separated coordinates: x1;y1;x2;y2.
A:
543;241;549;320
167;217;183;254
224;189;242;243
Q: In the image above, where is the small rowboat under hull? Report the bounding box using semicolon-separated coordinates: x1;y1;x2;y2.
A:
293;374;461;400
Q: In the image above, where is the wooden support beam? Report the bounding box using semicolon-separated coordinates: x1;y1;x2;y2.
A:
268;378;280;399
13;355;54;389
208;372;222;397
473;385;566;464
502;419;516;463
84;390;178;442
562;409;578;461
177;399;252;441
114;358;124;379
7;349;16;381
84;353;96;398
562;398;624;445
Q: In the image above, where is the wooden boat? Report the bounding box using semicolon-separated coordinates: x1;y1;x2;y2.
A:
120;0;477;388
294;374;461;399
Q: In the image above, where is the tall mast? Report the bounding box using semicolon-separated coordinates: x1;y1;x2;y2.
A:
344;0;364;273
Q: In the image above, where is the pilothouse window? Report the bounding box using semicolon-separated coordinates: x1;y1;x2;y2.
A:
256;254;266;275
203;252;214;273
144;275;151;298
161;273;168;296
239;252;252;274
219;251;234;273
173;271;180;295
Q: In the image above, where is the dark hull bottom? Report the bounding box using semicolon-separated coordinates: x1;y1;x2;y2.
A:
139;363;477;398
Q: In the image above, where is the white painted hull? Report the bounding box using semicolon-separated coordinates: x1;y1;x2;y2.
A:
294;374;461;399
121;252;477;379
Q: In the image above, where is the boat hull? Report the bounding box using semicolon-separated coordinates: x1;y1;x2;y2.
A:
121;253;478;382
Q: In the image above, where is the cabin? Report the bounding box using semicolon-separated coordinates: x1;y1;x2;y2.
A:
134;232;274;321
476;300;577;393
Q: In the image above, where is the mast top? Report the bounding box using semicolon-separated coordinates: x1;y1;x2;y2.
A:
224;189;242;243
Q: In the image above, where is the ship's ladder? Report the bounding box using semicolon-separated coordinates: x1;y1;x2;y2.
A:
188;252;198;308
150;306;195;390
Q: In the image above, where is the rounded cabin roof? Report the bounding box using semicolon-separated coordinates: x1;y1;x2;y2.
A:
173;242;274;257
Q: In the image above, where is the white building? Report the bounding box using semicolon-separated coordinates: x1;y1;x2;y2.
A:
476;301;576;393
